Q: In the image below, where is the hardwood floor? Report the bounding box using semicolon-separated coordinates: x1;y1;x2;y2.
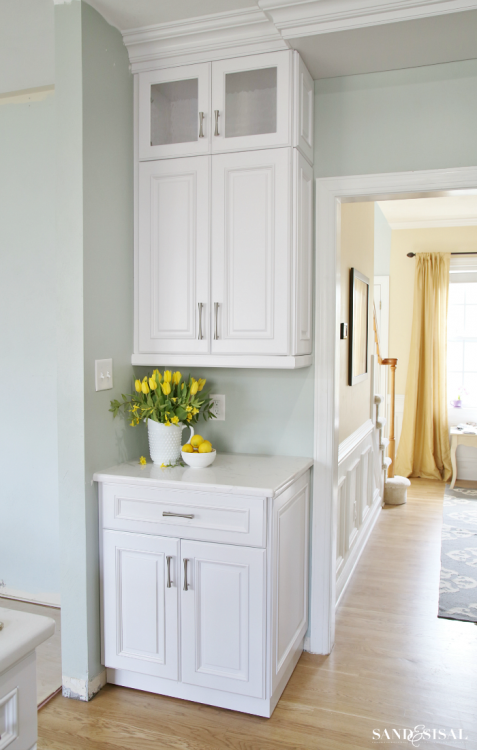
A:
38;479;477;749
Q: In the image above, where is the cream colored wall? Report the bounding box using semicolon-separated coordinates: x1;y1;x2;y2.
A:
389;226;477;394
339;203;375;443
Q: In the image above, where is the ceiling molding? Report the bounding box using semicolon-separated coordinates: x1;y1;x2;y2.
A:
122;7;288;73
258;0;477;38
389;217;477;229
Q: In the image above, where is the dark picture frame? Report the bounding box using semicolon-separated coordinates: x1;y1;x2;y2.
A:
348;268;370;386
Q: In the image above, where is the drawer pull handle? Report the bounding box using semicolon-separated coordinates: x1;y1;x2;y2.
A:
183;558;189;591
166;555;173;588
214;109;219;136
199;111;205;138
163;511;194;519
214;302;219;340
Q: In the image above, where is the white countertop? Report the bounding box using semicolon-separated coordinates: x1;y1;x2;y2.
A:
0;607;55;674
93;453;313;498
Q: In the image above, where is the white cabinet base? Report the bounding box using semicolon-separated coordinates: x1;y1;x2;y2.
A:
107;636;303;719
131;353;312;369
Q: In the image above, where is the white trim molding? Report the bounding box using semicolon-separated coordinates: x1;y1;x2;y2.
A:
258;0;477;38
310;165;477;656
120;0;477;70
122;8;288;73
389;217;477;229
62;670;106;702
338;419;374;464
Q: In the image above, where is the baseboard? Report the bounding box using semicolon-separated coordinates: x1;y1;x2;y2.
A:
62;670;106;701
0;587;60;608
336;490;382;607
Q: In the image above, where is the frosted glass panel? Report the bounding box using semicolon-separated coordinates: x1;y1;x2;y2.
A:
225;67;277;138
151;79;198;146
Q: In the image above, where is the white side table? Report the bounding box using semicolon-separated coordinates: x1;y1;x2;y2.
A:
450;427;477;489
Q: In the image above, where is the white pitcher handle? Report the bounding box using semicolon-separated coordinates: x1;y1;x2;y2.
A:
185;424;194;445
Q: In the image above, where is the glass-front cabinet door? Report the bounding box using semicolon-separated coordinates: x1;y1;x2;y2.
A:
211;51;291;153
139;63;211;160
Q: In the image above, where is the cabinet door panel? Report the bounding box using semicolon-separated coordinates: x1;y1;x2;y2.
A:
138;157;209;354
293;150;313;355
102;530;179;680
181;540;266;698
293;53;314;164
139;63;210;160
211;51;291;153
211;148;290;354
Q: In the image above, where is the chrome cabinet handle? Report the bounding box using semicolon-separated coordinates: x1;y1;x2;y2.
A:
214;110;219;136
163;511;194;519
214;302;219;340
198;302;203;340
166;556;172;588
183;558;189;591
199;111;205;138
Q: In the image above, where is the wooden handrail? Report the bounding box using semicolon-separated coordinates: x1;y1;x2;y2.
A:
373;305;397;479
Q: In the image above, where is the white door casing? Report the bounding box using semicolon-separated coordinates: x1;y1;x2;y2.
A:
138;156;210;354
312;166;477;657
102;530;179;680
211;147;290;354
181;539;266;698
211;51;291;153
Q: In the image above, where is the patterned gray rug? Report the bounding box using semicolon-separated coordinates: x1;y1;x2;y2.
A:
439;485;477;622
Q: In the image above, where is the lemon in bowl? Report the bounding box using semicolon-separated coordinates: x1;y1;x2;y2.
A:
181;439;216;467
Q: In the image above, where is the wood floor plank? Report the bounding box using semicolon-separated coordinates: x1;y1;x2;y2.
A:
38;478;477;750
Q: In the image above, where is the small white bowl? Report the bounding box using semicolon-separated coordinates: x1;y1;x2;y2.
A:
181;449;216;468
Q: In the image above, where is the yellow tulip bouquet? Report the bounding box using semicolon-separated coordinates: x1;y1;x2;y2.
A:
109;370;216;427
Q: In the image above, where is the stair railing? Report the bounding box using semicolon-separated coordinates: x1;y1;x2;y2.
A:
373;304;397;479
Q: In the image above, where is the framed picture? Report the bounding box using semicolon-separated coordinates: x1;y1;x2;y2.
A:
348;268;369;386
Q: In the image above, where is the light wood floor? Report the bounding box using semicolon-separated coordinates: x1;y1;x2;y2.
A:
38;479;477;749
0;597;62;705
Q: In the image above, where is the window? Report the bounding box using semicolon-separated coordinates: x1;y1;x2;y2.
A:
448;281;477;407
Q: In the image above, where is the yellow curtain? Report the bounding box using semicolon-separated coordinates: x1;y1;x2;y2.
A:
395;252;452;481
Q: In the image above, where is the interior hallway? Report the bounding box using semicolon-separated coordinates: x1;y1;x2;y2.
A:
37;480;477;749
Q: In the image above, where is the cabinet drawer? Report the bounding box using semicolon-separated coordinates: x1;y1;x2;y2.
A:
100;484;267;548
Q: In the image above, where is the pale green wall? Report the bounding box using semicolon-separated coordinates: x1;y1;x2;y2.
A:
374;204;392;276
314;59;477;177
0;92;59;598
134;366;315;457
56;0;145;692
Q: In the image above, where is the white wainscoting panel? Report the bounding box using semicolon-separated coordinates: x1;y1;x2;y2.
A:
336;420;382;604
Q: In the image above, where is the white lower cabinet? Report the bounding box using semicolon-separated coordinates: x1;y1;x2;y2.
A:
99;466;310;717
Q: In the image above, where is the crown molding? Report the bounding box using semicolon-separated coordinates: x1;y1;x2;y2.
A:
258;0;477;38
389;217;477;229
122;7;288;73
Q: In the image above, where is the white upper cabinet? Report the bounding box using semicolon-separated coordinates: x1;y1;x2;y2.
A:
211;148;290;355
293;52;314;165
211;51;291;153
139;63;211;160
138;156;210;354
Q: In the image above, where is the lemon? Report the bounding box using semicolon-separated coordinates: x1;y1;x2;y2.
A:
198;440;213;453
190;434;204;449
182;444;193;453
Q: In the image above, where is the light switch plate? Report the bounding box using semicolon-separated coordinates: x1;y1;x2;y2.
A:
95;359;113;391
210;394;225;421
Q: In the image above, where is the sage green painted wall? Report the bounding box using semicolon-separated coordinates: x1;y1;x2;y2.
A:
56;0;146;690
314;59;477;177
134;366;315;457
0;92;59;599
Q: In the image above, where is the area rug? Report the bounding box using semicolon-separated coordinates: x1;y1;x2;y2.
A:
439;485;477;622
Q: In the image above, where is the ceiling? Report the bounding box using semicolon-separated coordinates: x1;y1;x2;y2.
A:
377;197;477;229
86;0;256;30
291;10;477;79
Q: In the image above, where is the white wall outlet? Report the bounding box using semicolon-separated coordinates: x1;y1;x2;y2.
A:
210;394;225;421
95;359;113;391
